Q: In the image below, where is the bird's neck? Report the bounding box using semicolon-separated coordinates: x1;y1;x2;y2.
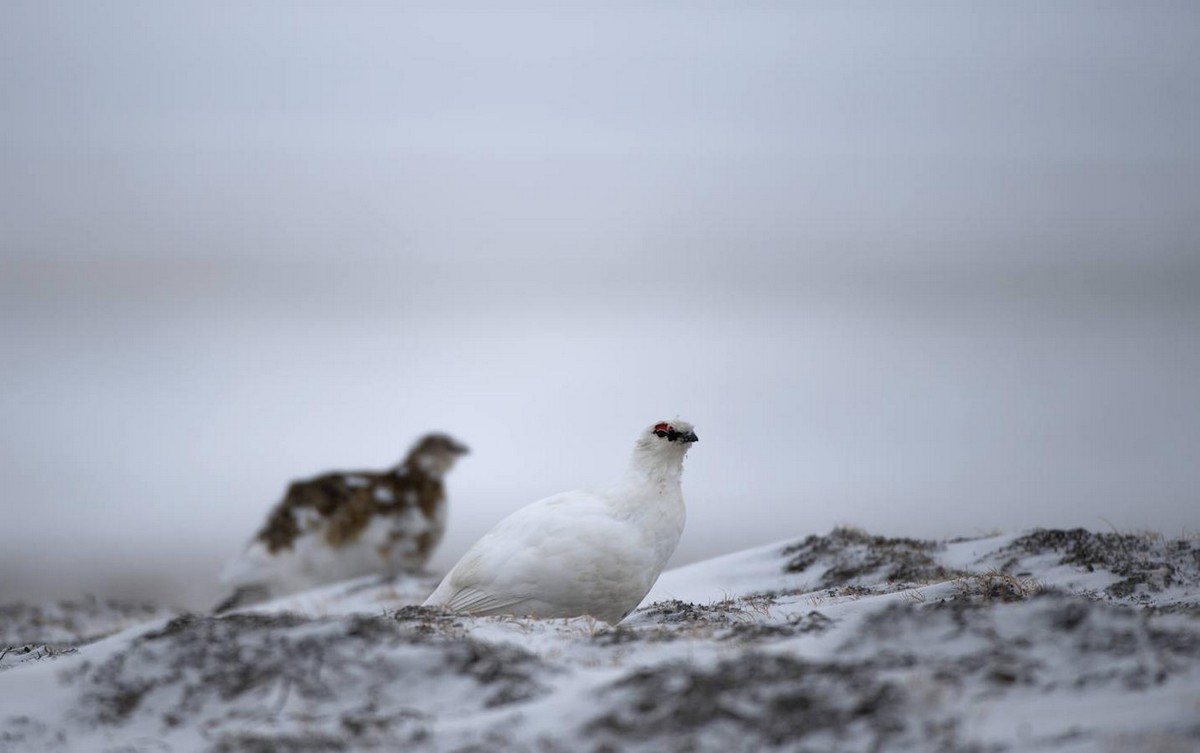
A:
399;455;451;479
622;449;686;491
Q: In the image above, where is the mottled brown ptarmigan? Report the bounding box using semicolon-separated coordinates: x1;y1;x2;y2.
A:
216;433;468;612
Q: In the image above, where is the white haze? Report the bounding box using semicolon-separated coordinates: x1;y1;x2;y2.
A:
1;1;1198;608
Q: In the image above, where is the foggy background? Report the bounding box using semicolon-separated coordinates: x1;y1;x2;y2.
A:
2;1;1198;609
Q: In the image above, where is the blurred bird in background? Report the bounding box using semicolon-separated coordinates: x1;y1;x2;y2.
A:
215;433;468;612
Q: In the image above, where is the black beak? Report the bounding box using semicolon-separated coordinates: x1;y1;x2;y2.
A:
656;427;700;443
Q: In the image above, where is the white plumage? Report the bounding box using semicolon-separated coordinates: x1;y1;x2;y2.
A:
423;420;698;624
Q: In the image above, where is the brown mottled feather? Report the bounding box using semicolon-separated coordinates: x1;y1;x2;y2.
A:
215;434;466;613
253;434;466;563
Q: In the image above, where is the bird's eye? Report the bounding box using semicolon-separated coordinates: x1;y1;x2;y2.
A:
653;422;680;440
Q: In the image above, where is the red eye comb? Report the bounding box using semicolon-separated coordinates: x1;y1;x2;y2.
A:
654;422;671;432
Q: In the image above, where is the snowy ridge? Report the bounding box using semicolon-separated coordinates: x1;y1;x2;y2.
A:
2;527;1198;752
0;597;175;673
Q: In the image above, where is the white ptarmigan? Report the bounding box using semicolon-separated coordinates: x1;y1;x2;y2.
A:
215;433;469;612
423;420;698;624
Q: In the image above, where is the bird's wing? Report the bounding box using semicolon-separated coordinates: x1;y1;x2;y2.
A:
435;586;536;615
424;489;646;615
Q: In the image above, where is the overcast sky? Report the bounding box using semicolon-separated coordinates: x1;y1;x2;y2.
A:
2;1;1198;608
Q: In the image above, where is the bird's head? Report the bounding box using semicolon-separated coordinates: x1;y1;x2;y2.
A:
632;419;699;458
649;420;699;445
628;419;699;476
406;433;470;476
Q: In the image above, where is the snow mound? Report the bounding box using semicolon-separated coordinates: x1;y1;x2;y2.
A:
0;596;174;648
588;653;910;752
1001;528;1200;605
0;597;177;673
780;526;965;589
2;527;1198;752
78;612;548;742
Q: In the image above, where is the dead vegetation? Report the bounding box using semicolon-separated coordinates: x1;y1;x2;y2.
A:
598;595;835;646
0;596;173;649
588;653;915;751
4;527;1199;752
952;570;1043;603
877;593;1198;688
782;526;966;589
1005;528;1200;600
79;611;550;730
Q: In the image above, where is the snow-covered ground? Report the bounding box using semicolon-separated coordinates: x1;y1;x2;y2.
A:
2;527;1198;752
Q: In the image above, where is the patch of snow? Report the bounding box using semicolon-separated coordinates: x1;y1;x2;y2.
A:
2;527;1198;752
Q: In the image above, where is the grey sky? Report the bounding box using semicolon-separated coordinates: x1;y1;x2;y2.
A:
2;1;1198;607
